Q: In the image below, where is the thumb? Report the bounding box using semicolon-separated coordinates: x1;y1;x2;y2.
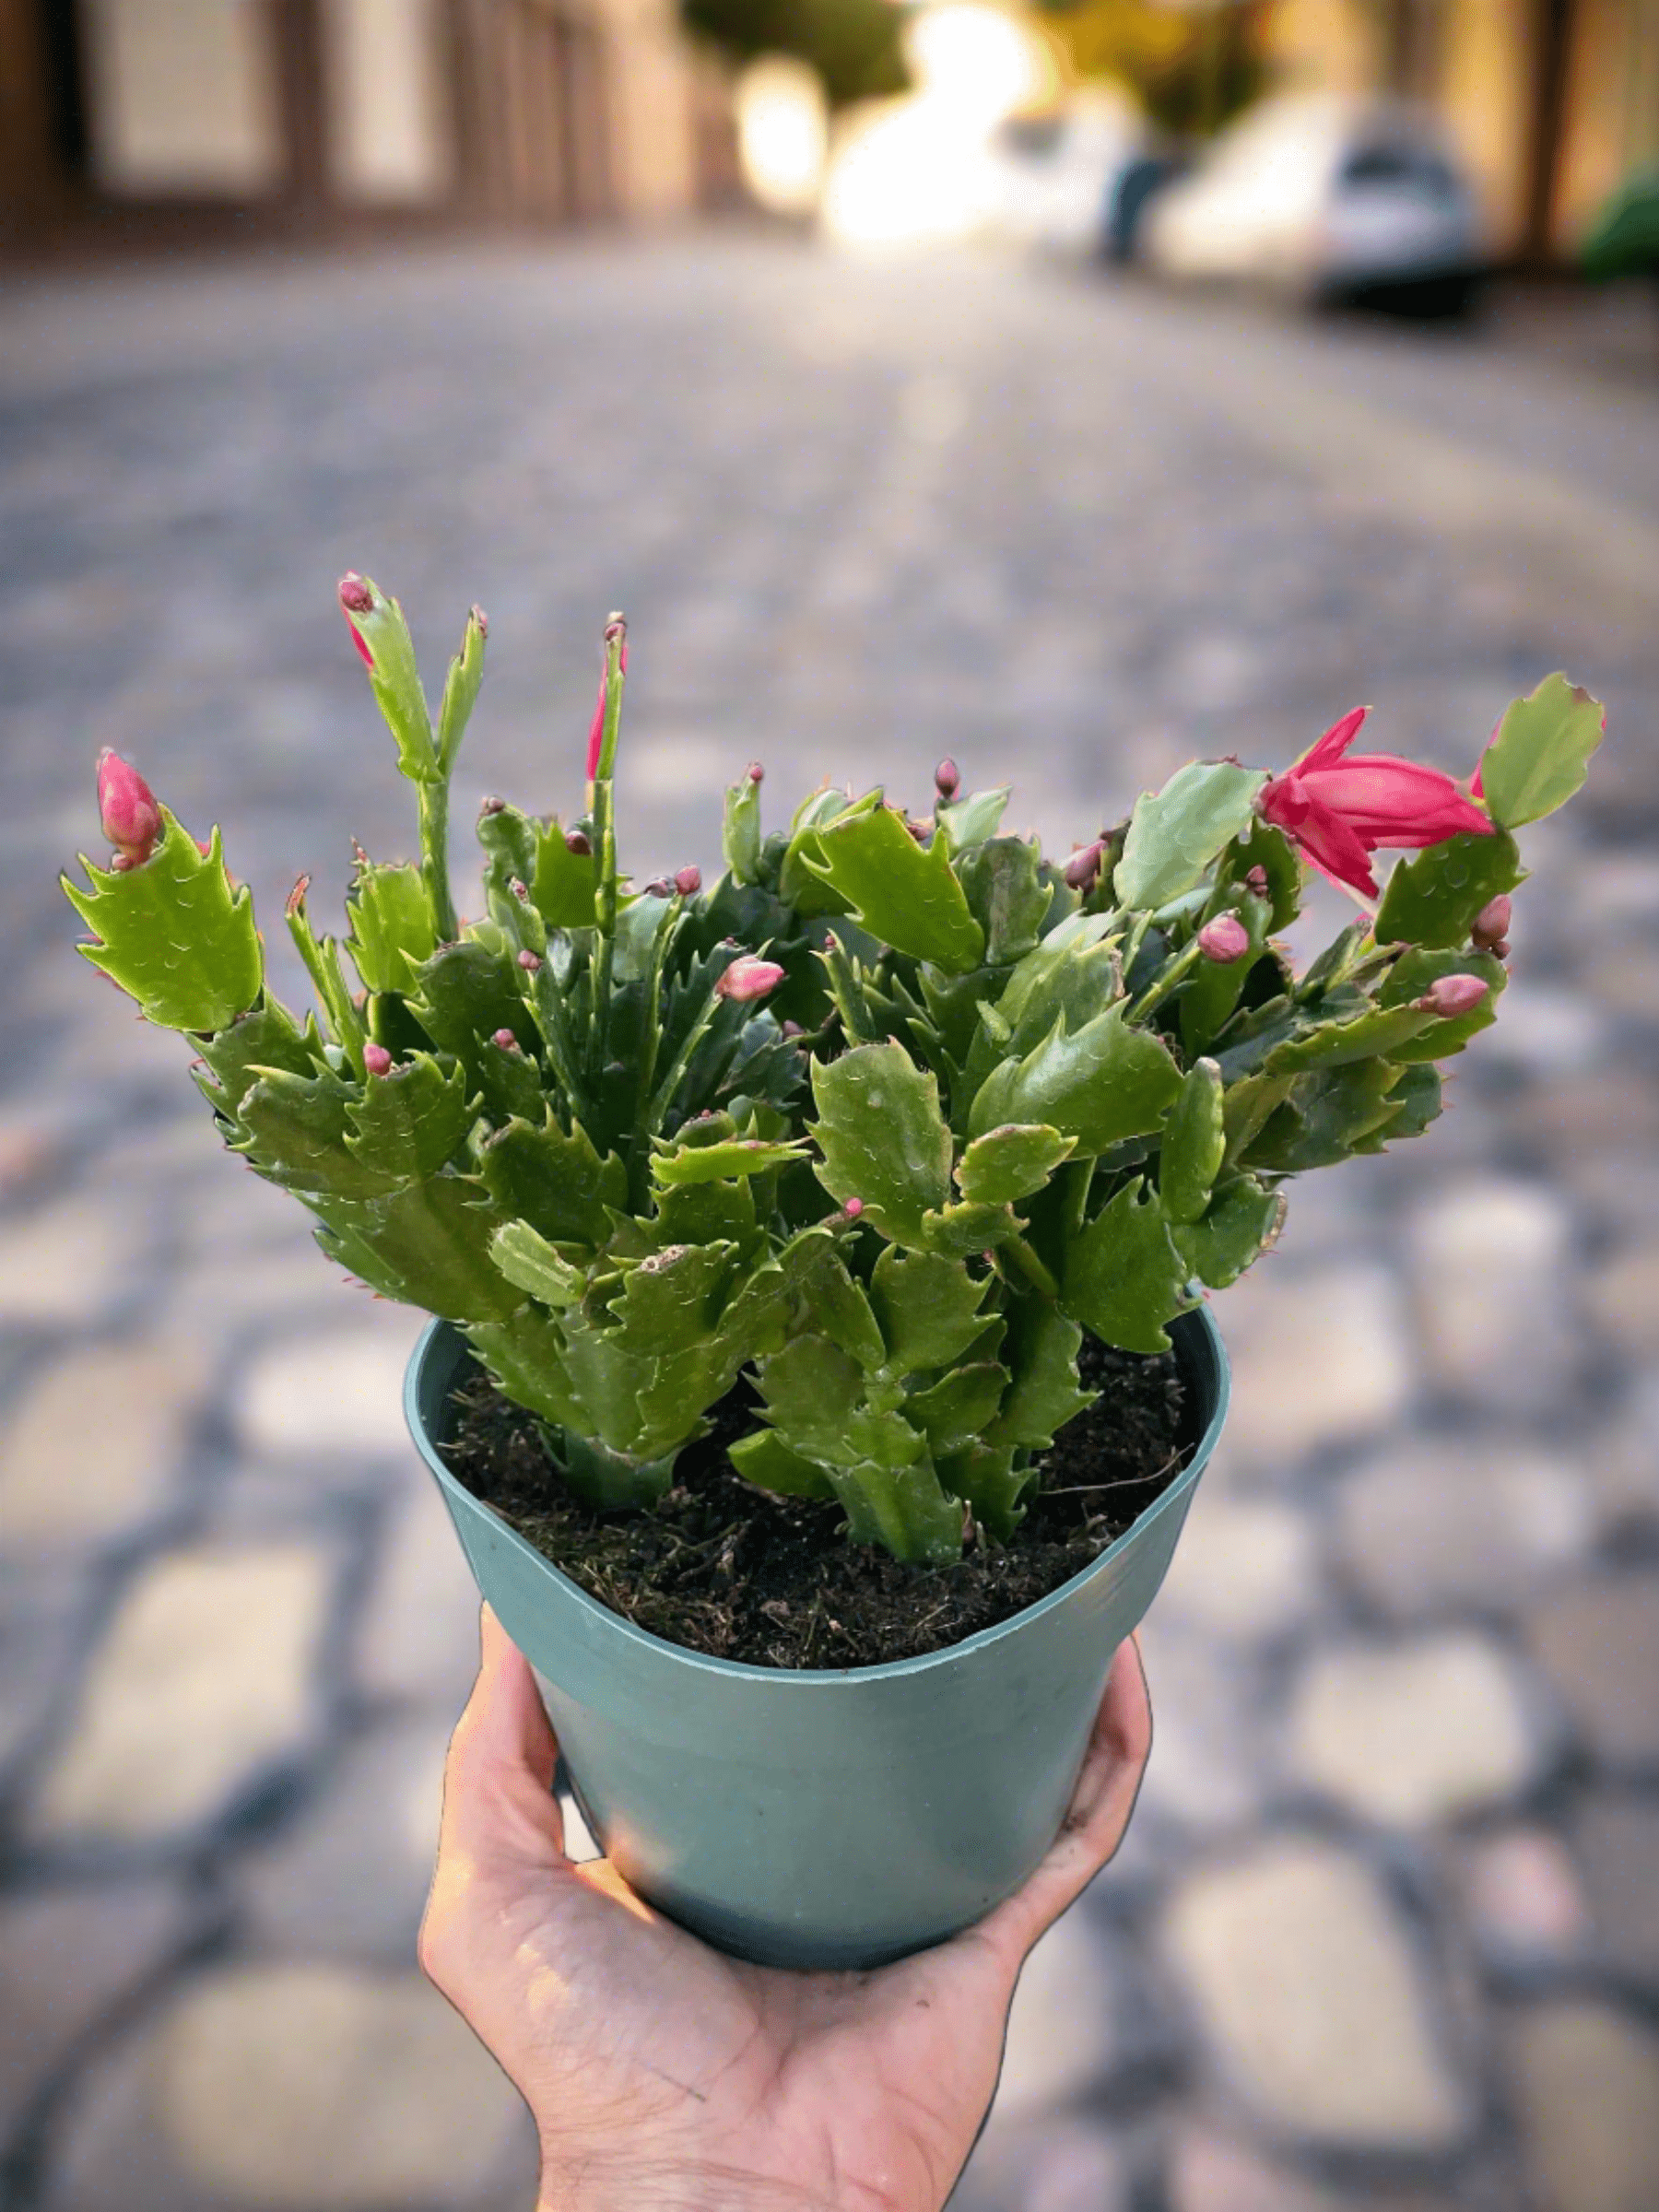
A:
434;1604;566;1874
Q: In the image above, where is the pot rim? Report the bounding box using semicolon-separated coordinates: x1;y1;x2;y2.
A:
405;1303;1229;1687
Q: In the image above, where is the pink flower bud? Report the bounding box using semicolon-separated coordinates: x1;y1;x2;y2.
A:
1064;841;1102;891
491;1028;519;1051
747;761;764;784
509;877;529;901
1244;865;1271;897
675;865;701;896
716;956;785;1003
97;750;163;865
565;828;592;856
471;604;488;640
337;574;375;667
1417;972;1490;1018
906;818;931;844
480;795;506;816
843;1197;865;1219
645;877;673;897
1471;894;1512;953
363;1042;393;1077
517;948;542;972
1197;913;1251;963
935;758;960;800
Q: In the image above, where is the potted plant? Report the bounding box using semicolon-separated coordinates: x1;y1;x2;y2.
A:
64;576;1602;1969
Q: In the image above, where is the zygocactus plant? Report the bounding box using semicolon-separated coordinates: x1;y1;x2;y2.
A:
64;581;1603;1565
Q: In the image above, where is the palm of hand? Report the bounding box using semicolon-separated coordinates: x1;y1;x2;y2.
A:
421;1613;1151;2212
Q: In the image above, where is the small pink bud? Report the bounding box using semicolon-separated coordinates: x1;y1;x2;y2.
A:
491;1028;519;1051
715;956;785;1003
471;604;488;640
675;865;701;896
96;750;162;865
935;758;960;800
1418;972;1490;1018
517;948;542;972
1064;841;1102;891
645;877;673;897
781;1019;806;1039
1197;913;1251;963
337;574;375;667
747;761;764;784
479;794;506;816
363;1042;393;1077
906;818;931;844
843;1197;865;1219
286;875;311;920
1244;865;1271;897
509;877;529;901
1471;894;1512;952
565;828;592;856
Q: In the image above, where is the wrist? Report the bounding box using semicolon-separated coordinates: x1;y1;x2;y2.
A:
539;2159;838;2212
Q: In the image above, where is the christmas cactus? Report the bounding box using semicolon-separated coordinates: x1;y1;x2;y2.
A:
64;580;1603;1563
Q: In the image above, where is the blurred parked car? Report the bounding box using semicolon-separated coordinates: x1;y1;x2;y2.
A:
1143;92;1484;312
980;88;1159;257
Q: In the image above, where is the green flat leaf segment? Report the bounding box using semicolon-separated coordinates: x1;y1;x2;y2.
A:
1172;1175;1285;1288
347;1055;470;1181
651;1136;808;1186
968;1001;1183;1157
489;1219;585;1308
809;1041;953;1247
345;860;437;994
1478;674;1604;829
957;1124;1077;1205
805;804;985;974
233;1069;399;1198
1061;1177;1193;1354
312;1172;519;1320
1115;762;1268;912
1374;829;1524;952
65;813;263;1034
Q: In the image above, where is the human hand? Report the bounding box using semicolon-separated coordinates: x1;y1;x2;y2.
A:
420;1607;1152;2212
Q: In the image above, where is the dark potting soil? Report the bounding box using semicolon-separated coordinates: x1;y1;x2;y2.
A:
441;1330;1195;1670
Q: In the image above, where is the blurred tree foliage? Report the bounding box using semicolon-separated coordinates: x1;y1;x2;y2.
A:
681;0;910;109
1037;0;1267;135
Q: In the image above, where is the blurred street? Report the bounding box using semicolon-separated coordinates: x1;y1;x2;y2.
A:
2;230;1658;2212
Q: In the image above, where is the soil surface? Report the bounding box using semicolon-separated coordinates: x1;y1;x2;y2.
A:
441;1332;1195;1669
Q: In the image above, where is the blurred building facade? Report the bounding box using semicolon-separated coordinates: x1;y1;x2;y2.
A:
0;0;732;246
1266;0;1659;257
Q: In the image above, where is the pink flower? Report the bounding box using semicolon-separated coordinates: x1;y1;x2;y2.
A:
1259;708;1493;900
674;865;701;896
97;750;162;865
1196;913;1250;963
1416;973;1490;1018
491;1028;519;1051
715;956;785;1003
363;1042;394;1077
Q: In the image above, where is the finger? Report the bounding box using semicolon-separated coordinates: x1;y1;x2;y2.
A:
971;1637;1152;1965
434;1604;567;1873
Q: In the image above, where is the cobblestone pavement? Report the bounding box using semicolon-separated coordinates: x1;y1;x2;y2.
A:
2;231;1658;2212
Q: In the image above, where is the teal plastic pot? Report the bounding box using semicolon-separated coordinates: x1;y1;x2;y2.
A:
406;1308;1228;1971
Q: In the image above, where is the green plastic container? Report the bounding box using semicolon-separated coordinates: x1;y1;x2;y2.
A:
406;1307;1229;1971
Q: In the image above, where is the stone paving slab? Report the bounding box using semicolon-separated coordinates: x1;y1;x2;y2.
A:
1;233;1656;2212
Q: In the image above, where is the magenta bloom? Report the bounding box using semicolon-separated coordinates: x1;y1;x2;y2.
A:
716;956;785;1003
1196;913;1250;963
97;749;162;865
585;636;629;780
1260;708;1493;900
